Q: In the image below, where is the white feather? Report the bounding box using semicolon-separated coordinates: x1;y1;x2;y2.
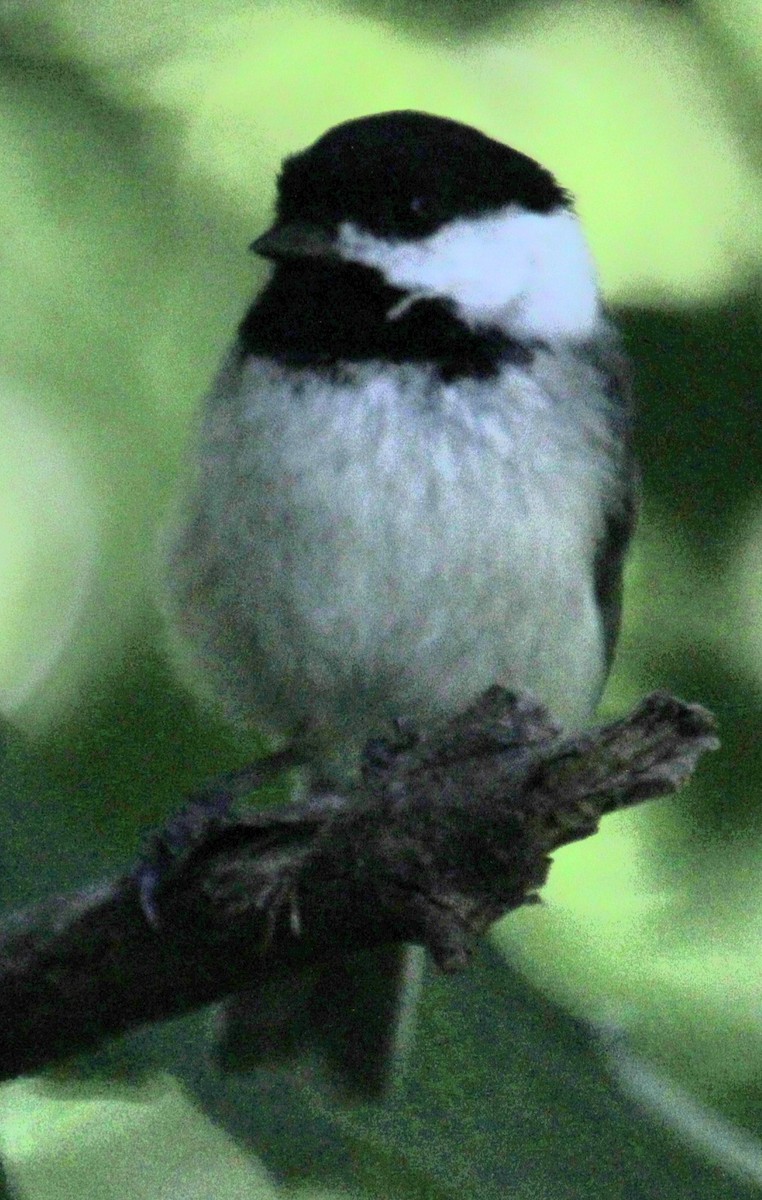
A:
337;206;601;341
165;349;618;783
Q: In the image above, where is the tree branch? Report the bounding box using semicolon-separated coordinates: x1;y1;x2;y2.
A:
0;688;717;1082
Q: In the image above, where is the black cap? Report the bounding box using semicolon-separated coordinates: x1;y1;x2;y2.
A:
274;110;571;241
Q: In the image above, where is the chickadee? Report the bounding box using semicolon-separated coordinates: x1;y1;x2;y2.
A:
164;110;637;1099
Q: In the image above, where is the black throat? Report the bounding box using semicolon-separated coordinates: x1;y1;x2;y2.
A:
238;259;534;383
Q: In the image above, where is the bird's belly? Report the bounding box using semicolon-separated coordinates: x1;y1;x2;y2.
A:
257;509;598;726
165;361;607;774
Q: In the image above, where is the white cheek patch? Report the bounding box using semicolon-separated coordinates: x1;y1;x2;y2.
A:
337;206;601;341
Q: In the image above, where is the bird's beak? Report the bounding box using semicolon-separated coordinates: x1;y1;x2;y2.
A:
250;221;339;262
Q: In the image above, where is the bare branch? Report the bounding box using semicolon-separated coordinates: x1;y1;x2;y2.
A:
0;688;717;1082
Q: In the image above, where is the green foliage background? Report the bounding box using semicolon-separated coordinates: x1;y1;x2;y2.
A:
0;1;761;1196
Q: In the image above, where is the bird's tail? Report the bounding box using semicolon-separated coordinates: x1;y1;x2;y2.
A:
214;943;425;1101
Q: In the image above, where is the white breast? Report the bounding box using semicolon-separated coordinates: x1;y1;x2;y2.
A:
165;350;614;780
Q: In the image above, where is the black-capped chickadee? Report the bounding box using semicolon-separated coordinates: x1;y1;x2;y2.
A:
163;110;637;1099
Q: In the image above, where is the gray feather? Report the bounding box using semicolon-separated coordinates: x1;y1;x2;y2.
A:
162;321;635;1096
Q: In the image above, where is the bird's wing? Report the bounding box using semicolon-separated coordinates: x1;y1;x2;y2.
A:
594;346;640;675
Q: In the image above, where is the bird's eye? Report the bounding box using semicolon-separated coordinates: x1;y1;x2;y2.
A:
410;197;427;216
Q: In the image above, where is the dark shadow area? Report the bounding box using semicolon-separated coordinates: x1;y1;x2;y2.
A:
336;0;694;38
164;944;758;1198
618;293;762;868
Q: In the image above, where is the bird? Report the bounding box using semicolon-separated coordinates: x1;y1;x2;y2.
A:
162;109;638;1100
